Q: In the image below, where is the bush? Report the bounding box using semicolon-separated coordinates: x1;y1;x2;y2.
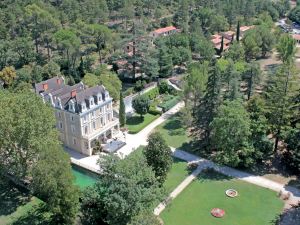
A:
149;106;162;116
158;80;170;94
158;95;181;112
141;87;159;100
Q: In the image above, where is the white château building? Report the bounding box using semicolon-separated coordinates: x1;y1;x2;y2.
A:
35;76;120;156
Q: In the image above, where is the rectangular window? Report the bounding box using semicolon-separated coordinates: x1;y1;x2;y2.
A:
71;115;74;121
85;142;89;149
58;112;61;118
91;111;94;118
71;125;75;134
93;122;96;129
73;138;76;145
84;126;88;135
59;122;63;129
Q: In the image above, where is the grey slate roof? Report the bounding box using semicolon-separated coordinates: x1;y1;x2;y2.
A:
35;77;110;114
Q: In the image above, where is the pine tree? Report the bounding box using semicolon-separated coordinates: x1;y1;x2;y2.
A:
219;36;224;56
236;20;240;42
193;59;222;148
158;45;173;78
119;91;126;127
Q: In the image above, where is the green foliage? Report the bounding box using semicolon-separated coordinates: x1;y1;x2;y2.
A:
81;153;163;225
158;45;173;78
288;6;300;25
283;128;300;173
158;95;181;112
82;67;122;101
210;100;255;167
141;87;159;100
144;132;172;184
0;90;79;224
193;59;221;147
119;91;126;127
132;95;151;117
128;212;161;225
246;96;273;160
276;34;297;65
158;80;170;94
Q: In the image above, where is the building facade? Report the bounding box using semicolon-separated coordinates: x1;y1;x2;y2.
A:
35;76;120;156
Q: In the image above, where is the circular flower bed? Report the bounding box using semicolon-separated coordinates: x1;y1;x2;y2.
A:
211;208;225;218
226;189;238;198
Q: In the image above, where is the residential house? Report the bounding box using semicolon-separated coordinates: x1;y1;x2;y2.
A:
35;76;120;156
150;26;179;38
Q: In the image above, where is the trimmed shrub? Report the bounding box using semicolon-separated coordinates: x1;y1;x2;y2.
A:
158;95;181;112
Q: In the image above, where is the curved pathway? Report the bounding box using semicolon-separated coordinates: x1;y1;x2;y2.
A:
154;148;300;215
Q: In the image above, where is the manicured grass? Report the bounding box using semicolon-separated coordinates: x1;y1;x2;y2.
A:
164;158;191;193
156;113;191;150
126;113;159;134
161;170;284;225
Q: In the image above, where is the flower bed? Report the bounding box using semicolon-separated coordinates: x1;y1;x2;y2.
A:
211;208;225;218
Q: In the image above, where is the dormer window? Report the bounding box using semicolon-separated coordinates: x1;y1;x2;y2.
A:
97;93;102;103
69;100;75;113
105;91;109;100
81;101;87;112
89;96;95;108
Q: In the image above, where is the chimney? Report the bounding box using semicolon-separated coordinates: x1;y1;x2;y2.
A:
56;78;61;85
42;83;48;91
71;89;76;98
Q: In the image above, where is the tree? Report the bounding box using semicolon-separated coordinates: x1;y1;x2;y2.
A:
210;100;255;167
183;61;209;110
246;96;273;160
83;67;122;101
141;48;159;80
158;45;173;78
236;20;240;42
0;90;79;224
158;80;170;94
144;132;172;184
132;95;150;118
87;24;112;63
119;91;126;127
128;212;161;225
0;66;16;88
266;66;299;151
257;25;275;57
245;62;261;100
81;153;162;225
225;41;245;62
242;31;261;62
25;4;59;54
193;59;221;148
277;34;297;66
54;29;80;76
283;128;300;173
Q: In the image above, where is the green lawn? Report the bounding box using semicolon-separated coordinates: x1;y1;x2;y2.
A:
164;158;190;193
0;178;51;225
155;113;191;150
161;170;284;225
126;113;159;134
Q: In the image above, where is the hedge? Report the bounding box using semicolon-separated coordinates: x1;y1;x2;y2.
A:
158;96;181;112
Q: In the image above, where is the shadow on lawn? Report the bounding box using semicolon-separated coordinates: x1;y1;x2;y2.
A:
196;169;231;182
126;115;144;125
11;204;54;225
0;179;30;216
